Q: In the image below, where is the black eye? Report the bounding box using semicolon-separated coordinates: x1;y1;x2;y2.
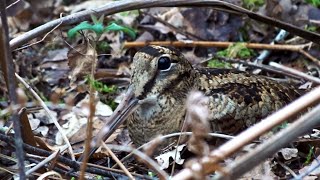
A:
158;57;171;70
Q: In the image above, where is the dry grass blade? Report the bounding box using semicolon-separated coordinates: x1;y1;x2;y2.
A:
26;150;60;176
15;73;75;161
101;142;135;180
106;144;169;180
0;2;26;178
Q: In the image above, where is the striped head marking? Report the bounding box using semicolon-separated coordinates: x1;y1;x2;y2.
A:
130;45;193;100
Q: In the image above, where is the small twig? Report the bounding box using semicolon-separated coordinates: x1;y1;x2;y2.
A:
124;41;318;65
172;86;320;180
277;161;298;178
113;131;234;169
124;41;309;50
5;0;21;9
87;162;149;179
15;73;75;161
79;38;97;180
106;144;169;180
36;171;62;180
101;142;135;180
26;150;60;176
215;104;320;179
0;2;26;178
9;0;320;49
13;13;64;52
293;156;320;179
0;132;136;179
254;29;289;64
205;57;306;83
269;62;320;84
298;49;320;67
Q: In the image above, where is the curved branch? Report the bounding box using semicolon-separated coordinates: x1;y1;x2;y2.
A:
10;0;320;49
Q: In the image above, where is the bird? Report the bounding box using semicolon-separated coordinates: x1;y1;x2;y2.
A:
86;45;302;158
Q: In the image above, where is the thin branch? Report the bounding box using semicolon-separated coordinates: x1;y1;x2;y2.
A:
106;144;169;180
0;132;138;179
79;39;97;180
36;171;62;180
0;2;26;178
172;86;320;180
101;142;135;180
87;162;149;179
15;73;75;161
215;103;320;179
204;57;306;83
298;49;320;67
293;156;320;179
6;0;22;9
13;13;64;52
277;161;298;179
254;29;289;63
124;41;309;50
112;132;234;169
269;62;320;84
26;150;60;176
9;0;320;49
124;41;319;65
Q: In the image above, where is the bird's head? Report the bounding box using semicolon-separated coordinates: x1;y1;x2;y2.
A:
130;45;193;100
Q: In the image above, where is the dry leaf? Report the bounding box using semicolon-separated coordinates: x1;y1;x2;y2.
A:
68;40;97;86
155;144;186;169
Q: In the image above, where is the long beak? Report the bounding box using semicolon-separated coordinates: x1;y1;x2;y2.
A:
83;86;140;160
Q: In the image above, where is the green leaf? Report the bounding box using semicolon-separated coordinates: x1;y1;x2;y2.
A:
97;41;110;52
216;43;255;59
68;21;91;38
243;0;265;10
67;21;105;39
86;76;117;94
305;0;320;7
105;22;136;39
207;59;232;68
305;146;314;165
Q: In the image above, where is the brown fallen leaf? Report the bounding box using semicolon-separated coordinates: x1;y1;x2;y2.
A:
68;39;97;87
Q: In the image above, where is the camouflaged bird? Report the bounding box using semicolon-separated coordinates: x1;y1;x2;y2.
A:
125;45;302;147
88;45;302;154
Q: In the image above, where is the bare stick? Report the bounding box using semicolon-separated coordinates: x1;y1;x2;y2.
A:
9;0;320;49
13;13;64;52
211;57;305;83
78;39;97;180
112;132;234;169
124;41;309;51
172;86;320;180
101;142;135;180
0;2;25;178
26;150;60;176
215;103;320;179
106;144;169;180
298;49;320;67
124;41;318;64
36;171;62;180
269;62;320;84
15;73;75;161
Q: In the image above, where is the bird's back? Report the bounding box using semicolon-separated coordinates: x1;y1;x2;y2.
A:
195;68;302;134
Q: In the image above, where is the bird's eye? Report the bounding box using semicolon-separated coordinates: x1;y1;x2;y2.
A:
158;57;171;70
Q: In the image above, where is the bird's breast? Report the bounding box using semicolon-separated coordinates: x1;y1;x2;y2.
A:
127;96;186;146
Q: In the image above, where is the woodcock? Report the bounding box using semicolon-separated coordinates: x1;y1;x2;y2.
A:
88;45;302;157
